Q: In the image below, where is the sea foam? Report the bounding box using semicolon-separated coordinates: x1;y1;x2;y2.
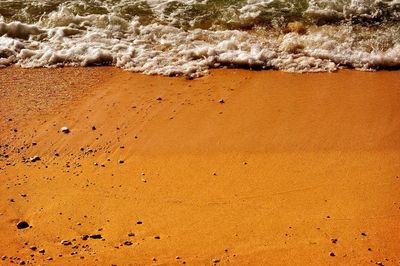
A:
0;1;399;76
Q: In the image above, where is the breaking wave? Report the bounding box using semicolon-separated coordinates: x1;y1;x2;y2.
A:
0;0;399;77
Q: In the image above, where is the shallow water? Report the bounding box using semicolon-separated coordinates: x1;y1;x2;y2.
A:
0;0;399;76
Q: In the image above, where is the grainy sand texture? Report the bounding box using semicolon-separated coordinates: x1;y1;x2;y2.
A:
0;68;399;265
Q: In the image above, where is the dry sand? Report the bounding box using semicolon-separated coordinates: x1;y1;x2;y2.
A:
0;67;399;265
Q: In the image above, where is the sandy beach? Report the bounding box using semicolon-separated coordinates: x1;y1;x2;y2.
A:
0;67;399;265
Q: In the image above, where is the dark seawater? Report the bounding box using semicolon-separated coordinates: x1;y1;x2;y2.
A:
0;0;399;77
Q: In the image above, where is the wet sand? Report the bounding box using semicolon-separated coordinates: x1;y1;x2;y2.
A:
0;67;399;265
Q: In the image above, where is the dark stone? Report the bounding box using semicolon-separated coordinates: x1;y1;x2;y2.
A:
61;127;70;134
329;252;335;257
17;221;29;229
123;241;133;246
29;156;40;162
89;234;102;239
61;240;72;246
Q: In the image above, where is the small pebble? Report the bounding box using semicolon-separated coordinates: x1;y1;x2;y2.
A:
60;127;70;134
124;241;133;246
329;252;335;257
61;240;72;246
89;234;102;239
17;221;29;229
29;156;40;162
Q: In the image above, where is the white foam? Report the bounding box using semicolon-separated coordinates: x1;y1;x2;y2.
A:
0;5;399;75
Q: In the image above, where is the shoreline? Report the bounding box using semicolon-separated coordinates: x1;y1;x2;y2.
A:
1;67;399;265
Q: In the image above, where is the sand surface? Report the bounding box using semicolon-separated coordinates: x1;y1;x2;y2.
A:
0;67;399;265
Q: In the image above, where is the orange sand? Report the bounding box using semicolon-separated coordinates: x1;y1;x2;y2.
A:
0;67;399;265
